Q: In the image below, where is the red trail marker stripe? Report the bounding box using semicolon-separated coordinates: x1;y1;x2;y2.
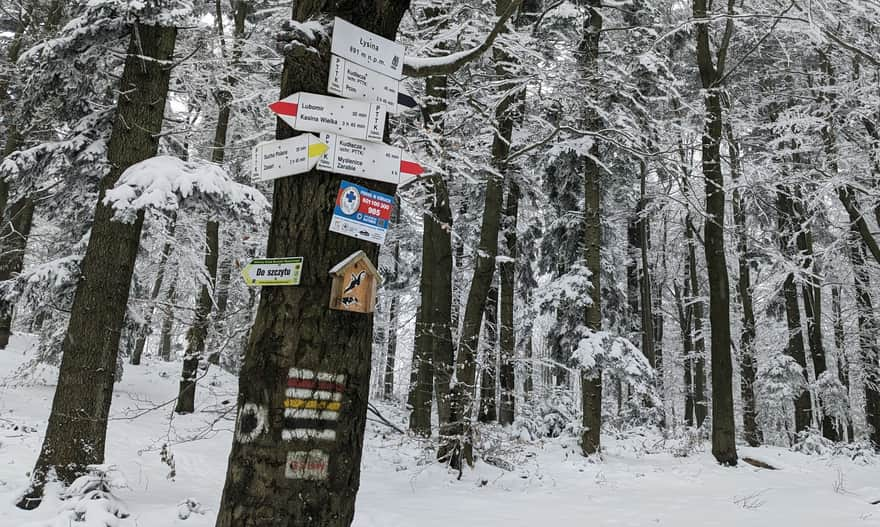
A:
269;101;299;117
287;379;345;392
400;160;424;176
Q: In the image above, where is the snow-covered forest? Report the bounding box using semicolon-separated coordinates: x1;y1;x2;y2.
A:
1;0;880;525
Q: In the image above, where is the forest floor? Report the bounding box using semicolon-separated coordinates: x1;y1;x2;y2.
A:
1;334;879;526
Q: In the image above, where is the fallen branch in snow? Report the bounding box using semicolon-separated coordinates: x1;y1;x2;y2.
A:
367;402;405;434
742;457;778;470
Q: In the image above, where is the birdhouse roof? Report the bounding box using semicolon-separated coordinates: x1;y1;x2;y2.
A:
329;250;382;283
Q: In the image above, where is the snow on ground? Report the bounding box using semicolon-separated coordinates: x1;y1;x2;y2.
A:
1;333;879;526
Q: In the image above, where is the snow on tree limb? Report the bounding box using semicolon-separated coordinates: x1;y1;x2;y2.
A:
402;0;524;78
104;156;268;224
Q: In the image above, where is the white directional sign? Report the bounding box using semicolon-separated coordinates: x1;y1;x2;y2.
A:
251;134;329;182
331;17;405;80
317;132;424;185
269;92;386;143
241;258;304;286
328;55;417;114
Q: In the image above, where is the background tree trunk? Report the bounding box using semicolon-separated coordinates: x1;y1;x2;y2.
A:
579;0;602;457
19;23;177;508
131;215;177;365
693;0;737;465
726;123;760;446
777;187;812;434
848;227;880;449
498;181;519;425
479;286;499;423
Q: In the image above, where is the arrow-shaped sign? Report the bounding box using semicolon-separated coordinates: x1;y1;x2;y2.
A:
317;132;424;185
252;135;328;182
269;92;386;143
328;55;417;114
241;257;304;286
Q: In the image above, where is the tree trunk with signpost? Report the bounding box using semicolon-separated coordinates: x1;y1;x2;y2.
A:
214;3;410;525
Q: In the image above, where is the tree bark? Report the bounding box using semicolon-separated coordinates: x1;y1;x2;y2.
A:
214;3;410;525
637;163;655;368
685;213;708;427
18;23;177;508
159;269;178;362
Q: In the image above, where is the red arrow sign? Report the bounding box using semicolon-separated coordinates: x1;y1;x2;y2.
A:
269;100;299;117
400;160;424;177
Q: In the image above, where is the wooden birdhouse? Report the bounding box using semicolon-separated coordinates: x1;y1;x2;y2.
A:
329;250;382;314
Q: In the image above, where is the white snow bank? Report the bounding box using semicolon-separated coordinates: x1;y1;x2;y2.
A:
104;156;269;224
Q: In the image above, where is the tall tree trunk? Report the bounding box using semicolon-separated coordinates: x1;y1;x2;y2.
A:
637;162;655;368
725;123;761;446
214;3;410;525
793;194;836;440
479;286;498;423
131;215;177;365
777;187;812;434
498;180;518;425
18;23;177;508
175;221;219;414
450;0;519;467
578;0;602;457
159;268;179;362
685;214;708;427
674;278;695;427
847;227;880;450
693;0;737;466
831;286;854;441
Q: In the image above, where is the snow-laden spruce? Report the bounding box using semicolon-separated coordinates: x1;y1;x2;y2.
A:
103;156;268;224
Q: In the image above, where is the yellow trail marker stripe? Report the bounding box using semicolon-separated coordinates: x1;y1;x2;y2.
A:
309;142;329;158
284;399;342;411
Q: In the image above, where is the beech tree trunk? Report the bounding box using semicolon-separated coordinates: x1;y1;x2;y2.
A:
685;213;708;427
18;23;177;508
214;3;409;525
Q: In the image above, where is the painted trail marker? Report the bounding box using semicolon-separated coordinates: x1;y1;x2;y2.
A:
331;17;405;80
269;92;386;143
329;180;393;245
251;134;328;181
241;257;304;286
317;132;424;185
328;55;417;114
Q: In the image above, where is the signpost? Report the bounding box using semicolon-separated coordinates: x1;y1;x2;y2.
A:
328;55;417;114
241;258;304;286
331;17;405;80
269;92;386;143
252;135;328;181
317;132;424;185
328;180;393;245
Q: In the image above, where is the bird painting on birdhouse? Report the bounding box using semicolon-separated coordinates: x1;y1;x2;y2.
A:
329;250;382;314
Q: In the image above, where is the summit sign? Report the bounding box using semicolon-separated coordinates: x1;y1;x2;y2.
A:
331;17;405;80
